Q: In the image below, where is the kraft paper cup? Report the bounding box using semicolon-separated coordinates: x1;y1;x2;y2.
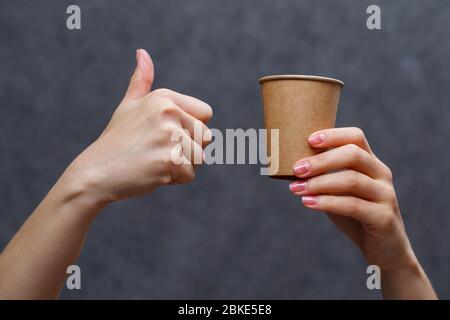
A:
259;75;344;180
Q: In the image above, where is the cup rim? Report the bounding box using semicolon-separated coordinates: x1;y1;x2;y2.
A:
259;74;344;87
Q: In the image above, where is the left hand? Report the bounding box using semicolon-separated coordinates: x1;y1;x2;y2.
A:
289;127;417;272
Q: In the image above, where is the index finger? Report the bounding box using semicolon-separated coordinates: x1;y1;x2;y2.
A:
151;88;213;123
308;127;373;154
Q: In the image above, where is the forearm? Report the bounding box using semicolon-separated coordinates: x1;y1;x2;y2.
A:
0;164;106;299
381;258;437;300
0;49;209;299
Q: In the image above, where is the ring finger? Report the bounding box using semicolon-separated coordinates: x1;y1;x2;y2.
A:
289;170;386;201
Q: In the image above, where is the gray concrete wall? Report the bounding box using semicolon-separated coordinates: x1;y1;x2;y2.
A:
1;0;449;299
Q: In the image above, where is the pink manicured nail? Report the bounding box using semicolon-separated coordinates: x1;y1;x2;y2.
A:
302;196;317;206
289;181;307;193
293;161;310;176
136;49;143;66
309;133;326;145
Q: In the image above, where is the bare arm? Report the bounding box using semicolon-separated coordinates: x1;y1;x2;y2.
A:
0;166;105;299
0;49;212;299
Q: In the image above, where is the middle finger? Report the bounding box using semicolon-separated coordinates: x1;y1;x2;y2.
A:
293;144;387;179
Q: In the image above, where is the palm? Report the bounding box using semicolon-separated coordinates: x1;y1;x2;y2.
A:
326;213;363;246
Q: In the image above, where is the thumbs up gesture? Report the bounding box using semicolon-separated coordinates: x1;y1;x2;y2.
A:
70;49;213;203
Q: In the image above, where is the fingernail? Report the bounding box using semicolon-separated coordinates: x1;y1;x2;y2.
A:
136;49;142;66
289;181;307;193
302;196;317;206
293;161;310;176
309;133;326;145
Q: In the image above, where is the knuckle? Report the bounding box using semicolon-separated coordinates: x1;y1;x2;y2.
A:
143;94;169;110
348;198;361;215
305;178;316;192
353;127;366;142
346;171;361;189
383;165;393;181
347;143;360;154
318;196;330;210
203;104;213;121
383;184;397;203
378;210;395;228
163;146;179;166
152;88;173;97
313;152;328;169
203;125;212;142
322;196;338;213
346;143;362;160
161;123;178;138
158;103;178;118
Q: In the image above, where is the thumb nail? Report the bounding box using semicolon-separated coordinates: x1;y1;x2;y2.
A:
136;49;142;68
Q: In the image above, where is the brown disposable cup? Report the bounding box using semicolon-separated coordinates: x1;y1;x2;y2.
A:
259;75;344;180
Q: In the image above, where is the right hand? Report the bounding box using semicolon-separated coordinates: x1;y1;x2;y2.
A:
69;49;212;203
289;127;437;299
290;128;413;271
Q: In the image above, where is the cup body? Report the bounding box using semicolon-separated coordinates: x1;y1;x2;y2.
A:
259;75;343;179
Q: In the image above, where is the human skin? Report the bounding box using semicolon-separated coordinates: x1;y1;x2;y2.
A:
0;49;212;299
289;127;437;299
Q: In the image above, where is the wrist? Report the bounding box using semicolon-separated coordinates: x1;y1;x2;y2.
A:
57;161;109;222
381;254;437;299
381;253;421;277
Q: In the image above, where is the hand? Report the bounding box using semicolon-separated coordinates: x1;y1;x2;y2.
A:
70;49;212;203
289;127;437;299
289;127;415;271
0;49;213;299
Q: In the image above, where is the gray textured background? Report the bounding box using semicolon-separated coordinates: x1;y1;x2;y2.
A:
1;0;449;299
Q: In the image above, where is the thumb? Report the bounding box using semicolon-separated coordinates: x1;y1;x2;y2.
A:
123;49;154;101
